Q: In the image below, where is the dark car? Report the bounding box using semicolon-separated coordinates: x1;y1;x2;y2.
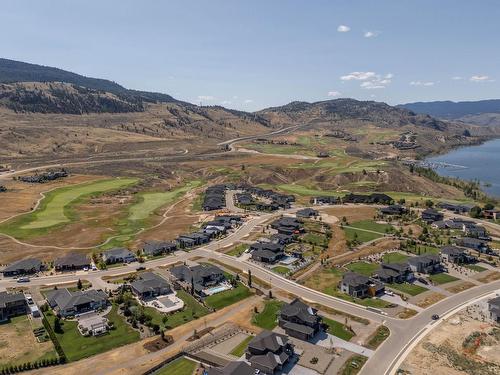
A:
136;266;146;271
417;277;429;285
431;314;439;320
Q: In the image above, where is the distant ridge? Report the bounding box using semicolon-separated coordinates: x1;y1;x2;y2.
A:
0;58;180;104
398;99;500;119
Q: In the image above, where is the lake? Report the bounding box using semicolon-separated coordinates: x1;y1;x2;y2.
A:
425;138;500;197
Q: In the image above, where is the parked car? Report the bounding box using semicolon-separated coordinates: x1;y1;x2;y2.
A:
417;277;429;285
136;266;146;271
17;277;30;283
385;290;395;296
431;314;440;320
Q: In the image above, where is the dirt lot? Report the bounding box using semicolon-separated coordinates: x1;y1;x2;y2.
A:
415;291;447;309
401;309;500;375
0;315;56;367
323;206;377;223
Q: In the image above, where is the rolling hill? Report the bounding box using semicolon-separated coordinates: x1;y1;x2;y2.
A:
399;99;500;119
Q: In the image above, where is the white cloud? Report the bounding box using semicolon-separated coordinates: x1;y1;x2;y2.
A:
410;81;435;86
197;95;215;101
244;99;253;104
364;31;379;38
340;71;376;81
451;76;463;80
337;25;351;32
327;91;341;97
341;71;393;89
220;100;232;105
470;75;494;82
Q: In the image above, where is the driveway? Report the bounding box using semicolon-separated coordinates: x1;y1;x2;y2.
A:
312;331;375;357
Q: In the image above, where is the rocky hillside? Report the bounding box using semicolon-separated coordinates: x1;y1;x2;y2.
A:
399;99;500;119
259;99;452;131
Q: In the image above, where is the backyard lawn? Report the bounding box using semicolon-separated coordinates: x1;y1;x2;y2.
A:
252;300;284;330
204;282;252;310
272;266;291;275
382;253;409;264
146;290;210;329
229;335;254;357
227;243;248;257
45;304;140;362
345;262;379;276
388;283;428;296
154;357;197;375
464;264;487;272
323;317;355;341
429;273;459;285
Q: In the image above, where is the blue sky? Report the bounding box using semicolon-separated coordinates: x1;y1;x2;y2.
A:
1;0;499;111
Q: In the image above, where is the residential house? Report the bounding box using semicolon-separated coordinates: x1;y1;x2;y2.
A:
310;196;339;205
380;205;407;216
456;237;492;253
130;272;172;299
102;248;136;264
203;185;227;211
407;255;441;274
278;298;323;341
440;246;476;264
1;258;43;277
463;224;487;239
207;362;255;375
488;297;500;323
421;209;444;224
170;264;225;296
340;272;385;298
373;262;413;283
269;233;294;245
0;292;27;321
46;288;107;317
437;202;474;214
483;210;500;220
296;208;319;218
54;253;90;271
250;242;285;263
343;193;393;205
143;241;177;257
245;330;294;374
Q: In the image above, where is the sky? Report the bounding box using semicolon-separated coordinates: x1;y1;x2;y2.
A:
1;0;499;111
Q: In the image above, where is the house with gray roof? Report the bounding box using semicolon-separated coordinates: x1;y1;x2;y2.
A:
130;272;172;300
488;296;500;323
46;288;107;317
340;272;385;298
54;253;90;271
102;248;136;264
142;241;177;257
407;254;441;274
207;361;254;375
1;258;43;277
456;237;492;253
440;246;476;264
0;291;27;321
170;264;225;296
296;208;319;218
279;298;323;341
245;330;294;374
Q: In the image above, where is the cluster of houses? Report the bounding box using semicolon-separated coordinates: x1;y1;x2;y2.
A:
340;246;480;299
235;184;295;211
208;298;325;374
18;169;68;183
176;215;242;249
311;193;393;206
170;263;229;296
203;185;227;211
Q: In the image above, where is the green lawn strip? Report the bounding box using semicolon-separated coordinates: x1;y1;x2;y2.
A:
154;357;197;375
388;283;428;296
272;266;291;275
428;273;459;285
0;178;138;238
301;232;328;247
382;253;409;264
343;227;383;243
145;290;209;329
45;304;139;362
349;220;393;233
226;243;248;257
322;286;394;309
345;262;379;276
323;317;354;341
463;264;487;272
340;355;368;375
408;245;440;255
204;282;252;310
190;192;205;212
229;335;254;357
252;300;284;330
365;325;390;350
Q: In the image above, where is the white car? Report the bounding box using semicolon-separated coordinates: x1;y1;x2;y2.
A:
385;290;394;296
17;277;30;283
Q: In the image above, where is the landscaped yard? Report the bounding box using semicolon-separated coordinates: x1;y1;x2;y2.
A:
272;266;291;275
388;283;428;296
340;354;368;375
146;290;210;329
44;304;140;362
229;335;254;357
463;264;487;272
343;219;392;243
345;262;379;276
227;243;248;257
0;315;57;368
323;317;354;341
382;252;409;264
302;232;329;247
428;273;459;285
252;300;284;330
366;325;390;349
204;282;252;310
154;357;197;375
